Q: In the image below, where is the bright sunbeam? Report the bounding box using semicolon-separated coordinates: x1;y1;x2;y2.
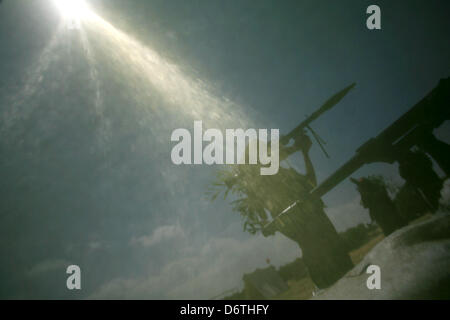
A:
81;12;252;129
52;0;92;28
45;0;251;131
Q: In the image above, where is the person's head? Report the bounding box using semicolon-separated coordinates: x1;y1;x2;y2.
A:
350;177;389;208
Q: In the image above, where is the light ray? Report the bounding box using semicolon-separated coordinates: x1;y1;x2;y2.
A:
76;3;253;129
52;0;92;29
1;26;63;134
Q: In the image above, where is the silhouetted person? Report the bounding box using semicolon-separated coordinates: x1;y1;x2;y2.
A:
397;149;444;213
394;183;430;222
351;177;407;235
418;132;450;177
222;132;353;289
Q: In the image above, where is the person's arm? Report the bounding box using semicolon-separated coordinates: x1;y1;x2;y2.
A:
279;144;298;161
289;131;317;187
302;148;317;187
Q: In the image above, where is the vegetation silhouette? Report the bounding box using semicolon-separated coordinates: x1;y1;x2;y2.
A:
208;85;356;289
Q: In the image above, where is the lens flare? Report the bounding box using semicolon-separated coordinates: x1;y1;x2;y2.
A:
45;0;251;130
52;0;91;26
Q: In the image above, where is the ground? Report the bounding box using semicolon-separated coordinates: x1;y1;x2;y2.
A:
274;230;385;300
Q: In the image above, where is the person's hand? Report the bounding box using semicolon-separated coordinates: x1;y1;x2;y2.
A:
293;130;312;153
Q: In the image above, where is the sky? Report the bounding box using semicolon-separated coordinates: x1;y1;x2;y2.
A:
0;0;449;299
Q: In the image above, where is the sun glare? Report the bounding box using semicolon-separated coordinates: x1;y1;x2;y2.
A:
53;0;91;22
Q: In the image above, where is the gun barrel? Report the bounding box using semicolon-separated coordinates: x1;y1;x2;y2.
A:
310;77;450;198
311;155;364;198
357;78;450;151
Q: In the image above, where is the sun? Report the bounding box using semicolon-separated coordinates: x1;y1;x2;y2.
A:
52;0;91;22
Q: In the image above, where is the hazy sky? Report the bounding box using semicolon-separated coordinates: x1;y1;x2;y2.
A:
0;0;449;299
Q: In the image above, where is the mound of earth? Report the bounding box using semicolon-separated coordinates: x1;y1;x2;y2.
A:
315;212;450;299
